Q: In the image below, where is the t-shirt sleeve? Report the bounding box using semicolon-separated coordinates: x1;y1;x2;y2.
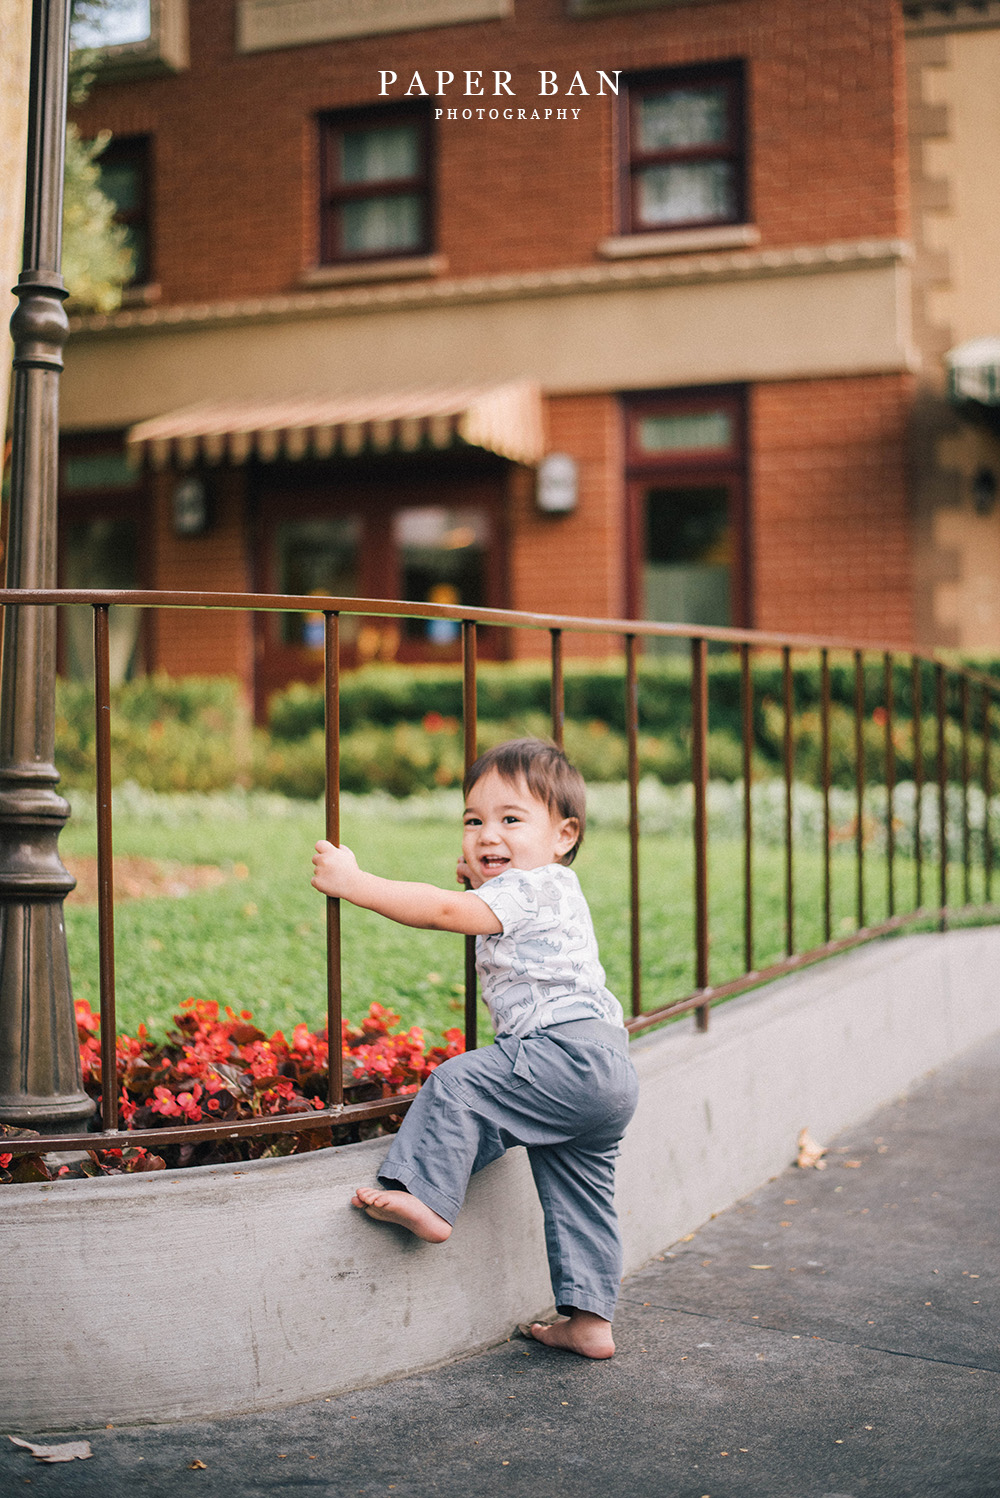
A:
473;868;542;938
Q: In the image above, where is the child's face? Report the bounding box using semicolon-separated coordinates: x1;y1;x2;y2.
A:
462;769;579;885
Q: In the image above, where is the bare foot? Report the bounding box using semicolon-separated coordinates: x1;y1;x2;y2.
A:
526;1310;615;1359
351;1185;452;1243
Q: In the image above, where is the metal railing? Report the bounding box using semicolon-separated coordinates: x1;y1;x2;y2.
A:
4;585;1000;1154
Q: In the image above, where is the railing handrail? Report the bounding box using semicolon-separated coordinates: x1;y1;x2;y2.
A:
6;586;1000;678
3;585;1000;1157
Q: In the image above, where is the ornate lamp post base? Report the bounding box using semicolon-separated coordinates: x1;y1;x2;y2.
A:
0;784;92;1129
0;0;95;1132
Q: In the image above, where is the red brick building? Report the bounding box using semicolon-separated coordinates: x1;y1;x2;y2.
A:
60;0;916;711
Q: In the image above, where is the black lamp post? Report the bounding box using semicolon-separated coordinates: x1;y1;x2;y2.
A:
0;0;94;1130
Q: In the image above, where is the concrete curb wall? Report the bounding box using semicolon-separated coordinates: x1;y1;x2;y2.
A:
4;926;1000;1430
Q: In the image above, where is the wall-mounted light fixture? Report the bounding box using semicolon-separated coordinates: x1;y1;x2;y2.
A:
536;452;578;514
171;474;210;536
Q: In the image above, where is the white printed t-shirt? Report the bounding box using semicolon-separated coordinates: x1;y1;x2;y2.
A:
473;864;625;1038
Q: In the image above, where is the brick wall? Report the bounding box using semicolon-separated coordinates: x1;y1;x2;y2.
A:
752;373;914;645
150;467;256;683
72;0;906;304
508;392;624;658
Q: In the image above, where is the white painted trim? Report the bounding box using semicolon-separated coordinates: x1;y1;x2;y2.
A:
598;224;762;258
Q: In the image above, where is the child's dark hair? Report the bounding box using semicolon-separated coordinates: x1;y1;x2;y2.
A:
463;738;586;864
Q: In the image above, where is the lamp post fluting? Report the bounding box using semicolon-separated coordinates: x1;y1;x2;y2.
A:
0;0;94;1130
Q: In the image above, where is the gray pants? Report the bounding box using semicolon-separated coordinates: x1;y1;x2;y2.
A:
377;1017;639;1322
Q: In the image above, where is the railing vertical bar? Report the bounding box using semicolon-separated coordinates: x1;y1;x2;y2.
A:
550;628;564;749
884;652;896;919
324;612;343;1110
854;650;865;930
983;686;993;906
462;621;479;1051
740;641;754;973
691;637;710;1029
821;647;832;944
782;645;794;957
961;674;971;906
93;604;118;1133
625;634;641;1018
936;662;948;928
913;657;924;909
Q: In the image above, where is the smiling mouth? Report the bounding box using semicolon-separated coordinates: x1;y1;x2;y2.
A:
480;855;510;871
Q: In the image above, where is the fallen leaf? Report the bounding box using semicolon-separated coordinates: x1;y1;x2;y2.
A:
844;1160;862;1169
188;1459;207;1469
796;1129;827;1169
750;1264;772;1270
9;1437;92;1464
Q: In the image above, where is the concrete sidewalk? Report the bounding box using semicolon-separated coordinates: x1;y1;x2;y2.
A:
5;1032;998;1498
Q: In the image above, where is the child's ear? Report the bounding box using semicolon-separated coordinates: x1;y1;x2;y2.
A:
554;817;580;860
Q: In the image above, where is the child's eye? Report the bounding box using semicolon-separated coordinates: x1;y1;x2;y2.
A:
502;815;520;824
463;816;481;827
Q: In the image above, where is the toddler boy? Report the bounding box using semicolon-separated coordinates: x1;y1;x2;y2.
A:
311;737;639;1358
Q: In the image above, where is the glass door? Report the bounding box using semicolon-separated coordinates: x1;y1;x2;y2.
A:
625;390;748;640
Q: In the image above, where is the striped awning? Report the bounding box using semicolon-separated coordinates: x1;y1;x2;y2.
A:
126;382;545;470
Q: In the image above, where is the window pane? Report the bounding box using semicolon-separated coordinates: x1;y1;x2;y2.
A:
99;159;141;213
638;411;733;454
643;485;731;645
63;518;141;684
276;517;360;647
342;194;422;254
637;87;728;151
71;0;151;48
341;126;419;185
64;452;137;491
393;507;487;643
646;486;730;566
637;160;734;225
124;224;148;284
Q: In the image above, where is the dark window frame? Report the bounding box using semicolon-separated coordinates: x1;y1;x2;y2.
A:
56;431;152;678
97;133;154;286
619;62;748;236
622;387;752;627
318;102;434;265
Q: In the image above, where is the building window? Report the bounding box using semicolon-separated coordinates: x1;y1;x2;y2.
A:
59;436;146;684
624;389;749;640
98;135;153;286
319;105;432;263
622;64;746;234
71;0;152;48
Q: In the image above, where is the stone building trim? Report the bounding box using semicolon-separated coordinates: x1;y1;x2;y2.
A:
70;236;912;340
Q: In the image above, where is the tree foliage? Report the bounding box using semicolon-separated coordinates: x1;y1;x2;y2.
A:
63;1;134;311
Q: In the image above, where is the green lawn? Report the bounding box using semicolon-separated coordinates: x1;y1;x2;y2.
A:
60;796;982;1044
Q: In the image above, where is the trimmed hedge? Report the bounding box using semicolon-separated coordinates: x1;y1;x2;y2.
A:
56;675;252;794
53;656;1000;799
268;655;1000;742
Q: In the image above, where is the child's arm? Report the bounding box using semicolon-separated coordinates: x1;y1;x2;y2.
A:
311;840;502;936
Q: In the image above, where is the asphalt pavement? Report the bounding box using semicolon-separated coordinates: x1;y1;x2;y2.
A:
4;1031;999;1498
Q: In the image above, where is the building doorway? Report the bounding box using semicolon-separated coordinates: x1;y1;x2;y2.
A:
250;452;510;717
624;389;749;646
